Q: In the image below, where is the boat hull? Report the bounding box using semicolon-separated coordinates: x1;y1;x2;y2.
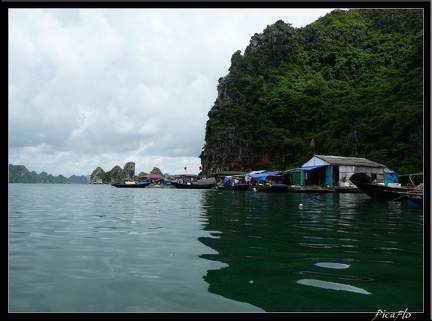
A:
112;182;150;188
254;185;289;193
170;181;215;189
216;184;252;191
350;181;423;200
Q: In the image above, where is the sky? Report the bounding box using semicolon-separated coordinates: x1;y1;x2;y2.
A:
8;8;336;177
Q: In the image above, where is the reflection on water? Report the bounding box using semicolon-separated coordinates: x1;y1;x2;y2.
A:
314;262;350;269
199;191;424;312
297;279;371;295
9;185;423;312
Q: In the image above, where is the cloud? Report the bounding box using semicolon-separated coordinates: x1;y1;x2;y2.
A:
8;8;334;177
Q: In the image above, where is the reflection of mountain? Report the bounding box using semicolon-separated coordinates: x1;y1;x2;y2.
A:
198;192;420;312
199;191;312;312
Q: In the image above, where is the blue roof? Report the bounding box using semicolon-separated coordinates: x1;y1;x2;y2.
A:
247;171;281;181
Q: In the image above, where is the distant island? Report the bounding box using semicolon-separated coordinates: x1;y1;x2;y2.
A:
8;164;89;184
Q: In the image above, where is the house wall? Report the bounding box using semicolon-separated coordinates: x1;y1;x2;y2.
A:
340;165;355;179
339;165;355;186
354;166;385;181
300;157;330;186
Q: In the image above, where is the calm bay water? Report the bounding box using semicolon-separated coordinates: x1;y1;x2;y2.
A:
8;183;424;313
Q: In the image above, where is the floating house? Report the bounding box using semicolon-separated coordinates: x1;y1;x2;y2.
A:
298;155;389;187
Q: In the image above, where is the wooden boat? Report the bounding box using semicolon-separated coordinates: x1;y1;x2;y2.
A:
111;181;151;188
350;173;423;201
170;181;215;189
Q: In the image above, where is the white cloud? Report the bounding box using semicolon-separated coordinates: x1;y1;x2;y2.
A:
9;8;335;177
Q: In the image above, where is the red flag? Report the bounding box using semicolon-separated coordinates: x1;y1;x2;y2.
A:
199;166;202;171
310;138;315;148
230;161;235;168
184;166;187;170
262;157;268;164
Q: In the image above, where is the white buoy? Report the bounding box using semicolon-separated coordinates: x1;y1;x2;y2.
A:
299;203;304;209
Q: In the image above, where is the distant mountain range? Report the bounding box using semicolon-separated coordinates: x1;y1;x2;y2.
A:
8;164;89;184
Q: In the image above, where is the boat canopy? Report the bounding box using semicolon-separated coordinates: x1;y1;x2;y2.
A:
282;168;301;185
383;167;398;184
247;171;281;181
282;168;301;175
222;176;232;186
222;175;246;186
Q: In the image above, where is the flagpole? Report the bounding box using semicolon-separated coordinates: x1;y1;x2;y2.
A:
310;138;315;164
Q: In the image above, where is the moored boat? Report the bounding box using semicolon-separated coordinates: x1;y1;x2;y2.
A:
170;181;216;189
111;181;151;188
350;173;423;201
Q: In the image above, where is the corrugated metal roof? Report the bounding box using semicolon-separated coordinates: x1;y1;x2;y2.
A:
314;155;386;168
298;165;327;171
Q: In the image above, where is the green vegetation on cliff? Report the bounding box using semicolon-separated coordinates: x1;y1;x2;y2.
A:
200;9;424;175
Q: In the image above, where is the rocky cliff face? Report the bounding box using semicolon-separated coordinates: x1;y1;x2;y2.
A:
90;167;105;183
89;162;136;183
109;165;123;183
199;21;302;175
121;162;135;181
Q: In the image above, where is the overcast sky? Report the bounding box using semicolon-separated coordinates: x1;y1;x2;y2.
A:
8;8;336;177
